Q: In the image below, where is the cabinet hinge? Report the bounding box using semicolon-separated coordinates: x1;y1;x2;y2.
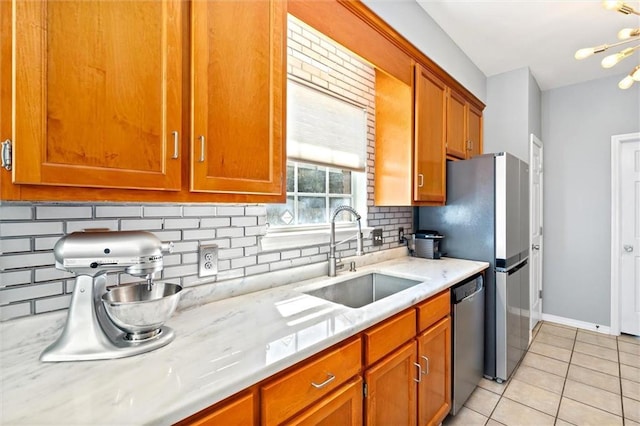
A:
363;382;368;398
539;226;543;236
539;290;543;299
1;139;12;171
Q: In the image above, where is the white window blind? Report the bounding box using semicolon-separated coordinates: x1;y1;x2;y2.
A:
287;79;367;172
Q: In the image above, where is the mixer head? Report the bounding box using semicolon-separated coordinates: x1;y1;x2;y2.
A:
54;230;174;277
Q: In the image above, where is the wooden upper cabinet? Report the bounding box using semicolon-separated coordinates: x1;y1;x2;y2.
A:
467;103;483;158
446;89;467;159
190;0;285;196
414;64;446;204
12;0;183;190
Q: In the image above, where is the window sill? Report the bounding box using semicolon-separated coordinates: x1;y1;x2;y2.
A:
260;226;374;252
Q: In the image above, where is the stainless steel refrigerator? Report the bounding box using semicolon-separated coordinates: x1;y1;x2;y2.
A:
417;152;530;384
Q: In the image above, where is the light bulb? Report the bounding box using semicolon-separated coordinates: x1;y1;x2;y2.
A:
601;47;635;68
575;47;595;60
603;0;624;11
618;75;634;89
617;28;636;39
601;53;621;68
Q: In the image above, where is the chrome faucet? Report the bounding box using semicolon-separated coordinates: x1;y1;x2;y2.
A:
328;206;364;277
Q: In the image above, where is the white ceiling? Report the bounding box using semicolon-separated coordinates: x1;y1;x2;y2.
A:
416;0;640;90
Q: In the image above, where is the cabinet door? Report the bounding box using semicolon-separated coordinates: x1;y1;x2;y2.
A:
191;0;285;196
467;104;483;158
417;317;451;426
364;341;417;426
285;377;363;426
13;0;182;190
445;89;467;159
179;392;255;426
414;64;446;204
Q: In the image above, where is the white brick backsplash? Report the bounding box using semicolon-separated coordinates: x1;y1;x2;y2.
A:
35;294;72;314
95;205;143;218
231;256;257;269
1;238;31;254
67;220;118;233
245;264;270;276
0;205;33;220
171;241;199;253
216;206;245;216
0;23;413;322
245;206;267;216
34;268;74;283
258;253;280;264
36;206;92;219
0;282;63;304
143;205;182;217
231;216;257;227
182;229;215;241
183;206;217;217
34;236;61;251
231;236;257;248
163;264;198;280
0;252;54;270
1;222;63;237
201;217;231;228
0;270;32;287
218;248;244;260
0;302;31;320
120;219;162;231
217;228;244;238
164;218;200;230
281;249;301;260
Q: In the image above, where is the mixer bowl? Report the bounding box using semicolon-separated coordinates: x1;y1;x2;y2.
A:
101;282;182;340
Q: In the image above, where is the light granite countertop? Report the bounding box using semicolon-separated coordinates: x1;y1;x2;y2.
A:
0;255;488;425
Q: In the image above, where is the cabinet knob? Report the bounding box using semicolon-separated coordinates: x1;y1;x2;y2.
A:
624;245;634;253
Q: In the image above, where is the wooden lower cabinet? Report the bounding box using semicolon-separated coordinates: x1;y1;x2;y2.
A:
364;341;418;426
176;391;255;426
417;317;452;426
177;292;453;426
285;377;363;426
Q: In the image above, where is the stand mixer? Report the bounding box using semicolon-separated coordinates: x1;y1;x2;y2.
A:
40;230;182;362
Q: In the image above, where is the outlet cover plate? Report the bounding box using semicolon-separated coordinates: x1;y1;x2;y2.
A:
198;244;218;277
372;228;383;246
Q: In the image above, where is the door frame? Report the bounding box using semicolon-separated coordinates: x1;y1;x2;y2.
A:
529;134;543;335
610;132;640;336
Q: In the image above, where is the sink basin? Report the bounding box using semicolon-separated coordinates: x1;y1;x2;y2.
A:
303;273;422;308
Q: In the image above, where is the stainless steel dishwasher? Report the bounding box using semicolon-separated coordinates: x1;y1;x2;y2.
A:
451;272;485;416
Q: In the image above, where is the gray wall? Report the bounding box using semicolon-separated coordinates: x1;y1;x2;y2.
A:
363;0;487;102
542;73;640;326
484;67;532;161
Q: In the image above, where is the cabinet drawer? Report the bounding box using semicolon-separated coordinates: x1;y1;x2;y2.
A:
364;309;416;366
261;338;361;426
416;290;450;332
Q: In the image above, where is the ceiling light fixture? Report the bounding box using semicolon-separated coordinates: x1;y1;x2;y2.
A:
575;1;640;89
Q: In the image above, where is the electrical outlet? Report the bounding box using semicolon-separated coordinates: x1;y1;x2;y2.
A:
398;227;405;244
198;244;218;277
372;228;383;246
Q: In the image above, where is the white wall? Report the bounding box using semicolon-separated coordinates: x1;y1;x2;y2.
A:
542;74;640;326
362;0;487;102
484;68;530;161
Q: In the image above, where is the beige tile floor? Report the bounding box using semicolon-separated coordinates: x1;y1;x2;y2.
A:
444;321;640;426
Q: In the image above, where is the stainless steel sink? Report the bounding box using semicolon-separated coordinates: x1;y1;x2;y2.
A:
303;273;422;308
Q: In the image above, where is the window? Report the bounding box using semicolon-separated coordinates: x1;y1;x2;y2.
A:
267;161;364;228
266;79;368;231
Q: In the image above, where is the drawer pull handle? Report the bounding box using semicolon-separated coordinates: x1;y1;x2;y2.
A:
413;362;422;383
421;355;430;375
311;373;336;389
418;173;424;188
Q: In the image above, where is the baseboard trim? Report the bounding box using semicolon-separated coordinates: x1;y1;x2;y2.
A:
541;313;612;335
